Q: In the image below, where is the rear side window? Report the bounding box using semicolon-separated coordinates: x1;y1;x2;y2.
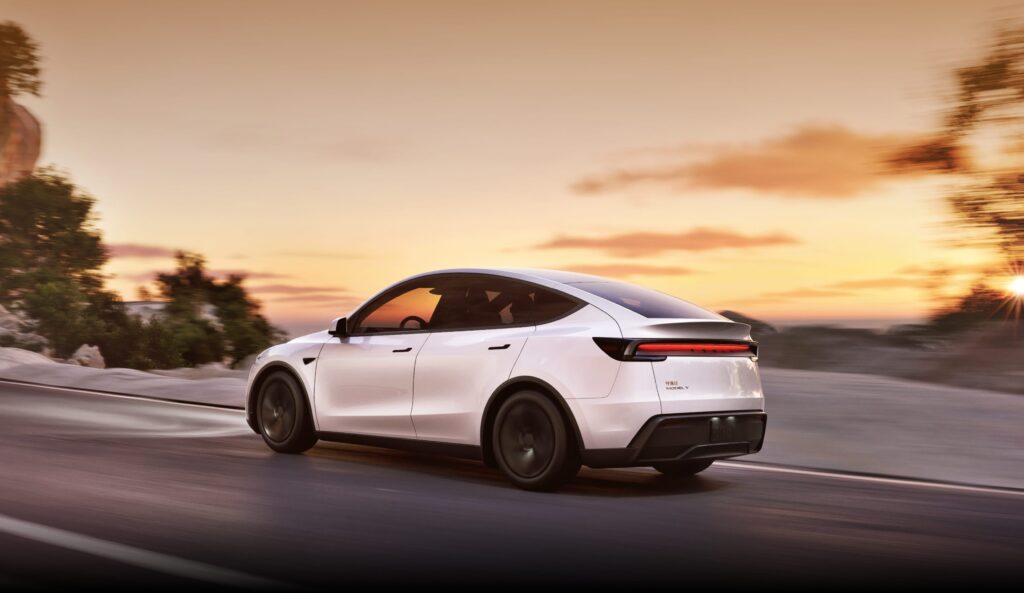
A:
430;277;580;330
570;281;721;320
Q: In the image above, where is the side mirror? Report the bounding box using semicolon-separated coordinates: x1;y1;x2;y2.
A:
328;316;349;338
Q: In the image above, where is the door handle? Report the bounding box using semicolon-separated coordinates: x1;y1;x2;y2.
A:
488;344;511;350
392;347;413;353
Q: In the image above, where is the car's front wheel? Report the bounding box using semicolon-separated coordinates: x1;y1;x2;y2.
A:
652;459;713;477
492;390;580;491
256;371;317;454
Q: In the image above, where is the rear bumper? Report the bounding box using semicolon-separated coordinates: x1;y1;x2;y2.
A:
580;411;767;468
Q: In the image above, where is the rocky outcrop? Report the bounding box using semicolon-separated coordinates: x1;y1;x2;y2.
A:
0;303;47;351
0;96;41;186
68;344;106;369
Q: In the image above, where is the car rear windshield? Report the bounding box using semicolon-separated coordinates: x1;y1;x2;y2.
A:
569;281;722;320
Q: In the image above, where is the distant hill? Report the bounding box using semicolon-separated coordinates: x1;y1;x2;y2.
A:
718;310;777;336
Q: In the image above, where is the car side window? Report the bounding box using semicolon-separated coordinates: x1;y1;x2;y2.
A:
429;277;579;330
354;286;443;334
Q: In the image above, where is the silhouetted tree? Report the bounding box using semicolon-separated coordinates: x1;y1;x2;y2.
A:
0;170;111;357
928;284;1009;332
0;21;42;99
0;170;107;304
155;252;283;366
0;21;42;154
893;26;1024;263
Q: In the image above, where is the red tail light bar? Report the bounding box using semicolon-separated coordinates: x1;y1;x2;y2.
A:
594;338;758;361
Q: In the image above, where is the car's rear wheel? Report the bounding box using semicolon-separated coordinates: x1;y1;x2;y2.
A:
256;371;317;454
492;390;580;491
652;459;713;477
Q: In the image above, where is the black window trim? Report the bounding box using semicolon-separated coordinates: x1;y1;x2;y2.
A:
345;272;586;337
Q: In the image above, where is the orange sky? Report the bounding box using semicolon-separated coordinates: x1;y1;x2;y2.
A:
1;0;1018;334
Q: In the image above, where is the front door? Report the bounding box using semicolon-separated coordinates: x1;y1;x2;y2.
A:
314;283;442;438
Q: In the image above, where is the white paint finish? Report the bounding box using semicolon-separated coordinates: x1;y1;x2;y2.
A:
245;268;767;468
412;326;534;444
314;333;429;438
510;305;622;400
245;330;330;420
620;318;751;340
0;514;286;589
566;361;662;449
652;357;764;414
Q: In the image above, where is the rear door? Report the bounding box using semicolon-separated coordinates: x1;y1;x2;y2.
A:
411;275;577;445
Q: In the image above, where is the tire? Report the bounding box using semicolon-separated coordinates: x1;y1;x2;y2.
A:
492;390;580;491
256;371;317;454
652;459;713;477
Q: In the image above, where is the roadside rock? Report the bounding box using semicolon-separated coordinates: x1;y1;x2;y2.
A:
69;344;105;369
235;354;258;373
0;304;48;351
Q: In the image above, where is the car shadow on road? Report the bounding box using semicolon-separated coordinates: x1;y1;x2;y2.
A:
305;442;733;498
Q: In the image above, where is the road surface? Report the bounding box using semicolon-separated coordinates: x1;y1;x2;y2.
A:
0;381;1020;588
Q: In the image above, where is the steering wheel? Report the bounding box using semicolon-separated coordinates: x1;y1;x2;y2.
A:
399;315;428;330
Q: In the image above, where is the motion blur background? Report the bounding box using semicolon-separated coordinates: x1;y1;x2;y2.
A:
1;0;1022;392
0;2;1021;586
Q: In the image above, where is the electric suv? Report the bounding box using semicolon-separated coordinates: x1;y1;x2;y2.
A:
245;268;766;491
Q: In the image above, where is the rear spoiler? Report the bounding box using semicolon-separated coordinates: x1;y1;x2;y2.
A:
628;320;753;341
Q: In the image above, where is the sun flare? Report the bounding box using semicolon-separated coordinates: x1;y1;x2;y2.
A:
1010;276;1024;297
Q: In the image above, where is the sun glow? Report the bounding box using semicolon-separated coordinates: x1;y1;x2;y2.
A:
1010;276;1024;297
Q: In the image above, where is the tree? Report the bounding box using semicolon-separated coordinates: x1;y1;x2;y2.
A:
0;169;107;304
155;252;283;366
893;26;1024;264
0;21;42;99
0;170;111;357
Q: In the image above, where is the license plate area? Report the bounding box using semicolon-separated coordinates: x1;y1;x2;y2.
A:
709;415;764;443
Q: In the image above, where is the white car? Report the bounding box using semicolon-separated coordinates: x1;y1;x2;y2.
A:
246;268;766;491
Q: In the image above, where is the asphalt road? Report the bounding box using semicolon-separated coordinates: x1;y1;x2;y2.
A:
0;381;1021;589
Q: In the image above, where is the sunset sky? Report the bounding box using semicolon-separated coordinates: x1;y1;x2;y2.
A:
2;0;1018;335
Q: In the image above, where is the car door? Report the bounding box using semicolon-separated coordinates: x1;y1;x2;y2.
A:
314;282;442;438
411;275;577;445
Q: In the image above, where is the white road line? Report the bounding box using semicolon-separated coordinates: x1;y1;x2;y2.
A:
0;514;290;589
712;461;1024;498
5;378;1023;499
0;378;244;413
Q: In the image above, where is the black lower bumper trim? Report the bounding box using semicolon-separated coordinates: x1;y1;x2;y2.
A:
581;411;766;468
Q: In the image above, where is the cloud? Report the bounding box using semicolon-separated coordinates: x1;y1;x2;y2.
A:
826;277;924;290
208;270;291;280
248;284;348;295
559;263;695;277
898;263;1000;278
751;275;928;304
759;288;851;299
114;269;291;283
271;250;368;260
535;228;799;257
107;243;177;258
572;124;932;199
266;293;363;306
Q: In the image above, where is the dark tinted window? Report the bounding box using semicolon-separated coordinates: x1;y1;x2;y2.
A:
570;281;720;319
430;277;579;330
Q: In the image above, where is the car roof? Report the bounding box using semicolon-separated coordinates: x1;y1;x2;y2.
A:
345;267;736;335
404;267;613;285
387;267;646;318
